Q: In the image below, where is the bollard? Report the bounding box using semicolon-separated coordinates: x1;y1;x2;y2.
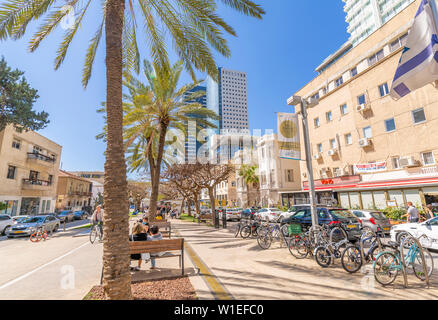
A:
214;210;220;229
63;220;66;232
222;209;227;229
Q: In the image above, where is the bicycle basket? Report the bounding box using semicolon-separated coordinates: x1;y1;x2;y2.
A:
288;224;302;235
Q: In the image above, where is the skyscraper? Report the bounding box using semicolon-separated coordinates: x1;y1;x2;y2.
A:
207;67;249;132
344;0;415;46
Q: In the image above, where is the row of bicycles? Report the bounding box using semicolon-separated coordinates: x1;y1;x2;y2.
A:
234;218;434;286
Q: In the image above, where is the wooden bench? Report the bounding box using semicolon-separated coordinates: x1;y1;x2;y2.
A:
197;214;213;224
129;238;185;275
149;221;172;238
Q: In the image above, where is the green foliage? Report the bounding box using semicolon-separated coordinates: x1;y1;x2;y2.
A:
0;57;49;131
277;205;288;212
0;202;7;211
383;207;406;221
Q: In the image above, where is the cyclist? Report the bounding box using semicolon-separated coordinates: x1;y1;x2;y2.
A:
91;205;104;237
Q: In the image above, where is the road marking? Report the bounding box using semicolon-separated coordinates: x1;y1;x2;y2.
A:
0;241;90;290
174;229;233;300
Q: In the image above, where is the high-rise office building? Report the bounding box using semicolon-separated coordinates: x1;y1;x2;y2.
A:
207;67;249;131
182;85;207;163
344;0;415;46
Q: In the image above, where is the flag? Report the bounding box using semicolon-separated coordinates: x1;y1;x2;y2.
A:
277;113;301;160
390;0;438;100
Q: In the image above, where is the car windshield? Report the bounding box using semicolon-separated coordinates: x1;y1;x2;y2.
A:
23;217;45;223
59;212;70;215
329;209;357;219
370;212;387;220
269;208;281;212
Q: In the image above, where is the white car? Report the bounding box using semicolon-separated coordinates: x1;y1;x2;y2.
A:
0;214;14;236
219;209;241;221
256;208;283;222
390;217;438;251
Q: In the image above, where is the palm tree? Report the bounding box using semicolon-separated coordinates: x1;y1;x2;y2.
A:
0;0;264;300
123;60;219;217
238;164;259;207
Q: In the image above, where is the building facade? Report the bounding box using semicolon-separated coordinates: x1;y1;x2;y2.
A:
56;170;93;211
291;0;438;210
207;67;249;131
0;125;62;216
69;171;104;184
257;134;302;207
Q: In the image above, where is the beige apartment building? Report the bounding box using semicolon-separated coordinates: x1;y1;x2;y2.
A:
257;134;301;207
69;171;104;184
56;170;93;211
0;125;62;216
288;0;438;210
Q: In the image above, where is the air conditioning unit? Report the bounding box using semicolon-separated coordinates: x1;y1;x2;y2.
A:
356;103;370;112
400;156;420;168
321;167;330;172
313;153;322;160
327;149;338;156
302;172;307;179
359;138;371;148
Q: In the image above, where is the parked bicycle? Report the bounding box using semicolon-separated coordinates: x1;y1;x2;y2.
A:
240;218;262;239
373;234;434;286
288;224;331;259
341;229;384;273
30;226;48;242
90;222;103;244
314;225;350;267
257;222;289;250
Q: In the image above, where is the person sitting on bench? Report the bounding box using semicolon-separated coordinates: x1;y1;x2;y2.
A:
147;225;164;269
129;222;148;271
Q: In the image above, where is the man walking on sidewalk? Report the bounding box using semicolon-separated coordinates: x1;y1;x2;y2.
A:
402;202;419;223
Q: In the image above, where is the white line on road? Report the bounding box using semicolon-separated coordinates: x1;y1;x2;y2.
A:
0;241;90;290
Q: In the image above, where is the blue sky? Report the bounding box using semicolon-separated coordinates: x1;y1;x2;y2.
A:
0;0;349;173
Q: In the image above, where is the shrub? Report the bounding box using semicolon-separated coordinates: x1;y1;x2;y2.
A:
383;207;406;220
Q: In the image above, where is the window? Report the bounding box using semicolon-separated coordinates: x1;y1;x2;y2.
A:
330;139;337;149
392;157;401;169
379;83;389;97
33;145;43;154
357;94;366;105
368;49;384;66
285;170;294;182
422;152;435;165
326;111;333;122
340;104;348;115
12;139;21;149
351;67;358;77
317;143;323;153
335;76;343;87
345;133;353;145
363;126;373;138
385;118;396;132
333;168;341;177
412;108;426;124
314;117;320;128
7;166;16;179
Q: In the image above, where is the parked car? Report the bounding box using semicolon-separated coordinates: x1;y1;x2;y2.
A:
255;208;284;222
0;215;14;236
73;211;88;220
219;209;241;221
278;204;326;222
56;210;74;223
282;207;363;241
351;210;392;235
200;206;212;215
8;215;61;238
240;208;257;219
390;216;438;250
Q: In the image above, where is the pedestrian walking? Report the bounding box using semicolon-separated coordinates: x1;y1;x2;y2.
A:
425;204;435;220
402;202;420;223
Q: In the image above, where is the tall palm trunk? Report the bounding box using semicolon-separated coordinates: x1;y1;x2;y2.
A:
246;183;250;207
102;0;132;300
149;121;168;218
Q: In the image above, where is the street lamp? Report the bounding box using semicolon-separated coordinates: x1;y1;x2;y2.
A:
287;95;319;228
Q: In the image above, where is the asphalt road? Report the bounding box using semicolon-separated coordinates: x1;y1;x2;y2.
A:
0;220;102;300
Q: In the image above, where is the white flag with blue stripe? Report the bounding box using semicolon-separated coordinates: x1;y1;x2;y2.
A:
390;0;438;100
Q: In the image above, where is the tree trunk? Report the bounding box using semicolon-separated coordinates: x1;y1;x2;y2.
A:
180;199;185;217
194;193;200;216
187;200;192;216
148;121;168;218
208;187;216;217
246;183;250;207
102;0;132;300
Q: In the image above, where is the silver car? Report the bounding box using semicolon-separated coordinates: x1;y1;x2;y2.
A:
351;210;392;235
8;215;61;238
0;215;14;236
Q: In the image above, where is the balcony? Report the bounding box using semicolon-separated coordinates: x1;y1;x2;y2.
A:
22;179;52;191
27;152;56;166
68;191;93;197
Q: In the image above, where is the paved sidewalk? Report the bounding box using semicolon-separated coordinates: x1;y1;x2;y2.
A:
172;219;438;300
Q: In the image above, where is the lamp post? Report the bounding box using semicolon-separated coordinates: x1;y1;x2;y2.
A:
287;96;319;228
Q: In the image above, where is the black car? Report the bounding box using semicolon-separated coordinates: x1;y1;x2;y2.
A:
73;211;88;220
282;207;362;241
56;210;74;223
240;208;257;219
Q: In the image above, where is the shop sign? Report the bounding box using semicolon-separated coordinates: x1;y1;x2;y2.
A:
354;162;387;173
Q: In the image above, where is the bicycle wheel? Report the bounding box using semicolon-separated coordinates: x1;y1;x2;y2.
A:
257;229;272;250
288;236;308;259
330;226;348;244
341;245;362;273
374;252;399;286
42;230;48;241
30;231;41;242
314;246;332;268
89;226;98;244
412;249;434;281
240;226;251;239
234;224;241;238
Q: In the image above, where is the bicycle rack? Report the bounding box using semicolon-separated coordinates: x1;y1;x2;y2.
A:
399;236;430;288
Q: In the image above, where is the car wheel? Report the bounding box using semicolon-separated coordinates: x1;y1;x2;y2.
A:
53;225;59;232
2;226;11;236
